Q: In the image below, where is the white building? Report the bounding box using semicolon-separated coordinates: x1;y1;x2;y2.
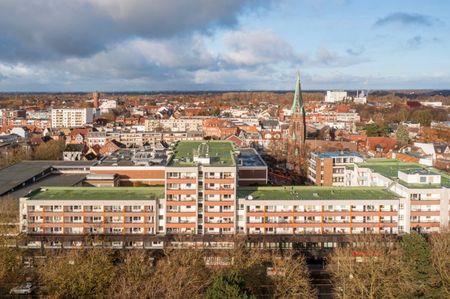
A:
99;99;117;113
354;90;367;104
336;112;361;123
325;91;348;103
51;108;95;128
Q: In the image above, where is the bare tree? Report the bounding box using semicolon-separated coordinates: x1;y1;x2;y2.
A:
327;235;415;299
429;231;450;297
144;249;212;299
271;253;317;299
39;248;117;298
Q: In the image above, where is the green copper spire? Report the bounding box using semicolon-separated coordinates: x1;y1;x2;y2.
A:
291;72;305;115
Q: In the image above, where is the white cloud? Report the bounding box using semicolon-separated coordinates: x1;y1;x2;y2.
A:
222;30;303;66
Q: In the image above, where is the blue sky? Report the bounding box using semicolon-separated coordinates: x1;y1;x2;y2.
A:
0;0;448;91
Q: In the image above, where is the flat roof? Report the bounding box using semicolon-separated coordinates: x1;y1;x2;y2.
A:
358;159;422;178
27;186;164;200
237;186;398;200
238;148;266;167
167;141;235;167
357;159;449;188
0;160;95;196
316;151;362;158
99;146;167;167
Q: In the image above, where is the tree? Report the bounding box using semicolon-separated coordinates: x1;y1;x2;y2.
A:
365;123;380;137
401;232;441;298
222;238;272;297
0;197;21;284
429;231;450;296
271;254;317;299
410;110;433;126
396;124;409;145
39;248;117;298
143;249;212;299
328;235;415;299
110;250;155;299
33;140;65;160
0;236;21;284
206;271;254;299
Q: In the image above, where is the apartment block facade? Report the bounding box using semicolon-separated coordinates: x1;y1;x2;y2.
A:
308;151;363;186
51;108;95;128
18;145;449;249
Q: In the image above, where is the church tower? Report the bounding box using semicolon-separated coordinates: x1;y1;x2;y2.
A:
287;72;306;171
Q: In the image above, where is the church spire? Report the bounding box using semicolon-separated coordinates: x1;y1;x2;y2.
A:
291;72;305;115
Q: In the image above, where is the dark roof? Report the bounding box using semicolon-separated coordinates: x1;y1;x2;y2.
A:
64;144;85;152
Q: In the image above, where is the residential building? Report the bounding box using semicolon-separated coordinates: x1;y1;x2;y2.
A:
51;108;95;128
325;91;348;103
308;151;363;186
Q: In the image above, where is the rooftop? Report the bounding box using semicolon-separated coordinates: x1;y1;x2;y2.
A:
237;186;398;200
357;159;450;188
0;160;95;196
167;141;235;167
27;186;164;200
315;151;362;158
98;144;167;166
237;148;266;167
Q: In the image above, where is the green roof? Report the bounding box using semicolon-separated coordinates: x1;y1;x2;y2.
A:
27;187;164;200
167;141;235;167
358;159;422;178
237;186;398;200
358;159;449;188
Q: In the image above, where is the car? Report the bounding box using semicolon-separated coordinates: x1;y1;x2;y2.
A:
9;282;36;295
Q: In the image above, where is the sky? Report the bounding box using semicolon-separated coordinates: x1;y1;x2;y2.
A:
0;0;449;91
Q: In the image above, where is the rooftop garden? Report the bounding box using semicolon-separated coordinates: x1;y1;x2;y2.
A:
28;186;164;200
167;141;235;167
237;186;398;200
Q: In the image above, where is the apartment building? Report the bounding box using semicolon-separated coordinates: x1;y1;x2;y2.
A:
18;145;449;249
164;141;237;235
324;91;348;103
308;151;363;186
51;108;95;128
20;187;163;249
237;187;399;235
349;159;450;233
145;118;203;133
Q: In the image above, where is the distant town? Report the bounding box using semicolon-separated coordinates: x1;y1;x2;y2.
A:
1;77;449;297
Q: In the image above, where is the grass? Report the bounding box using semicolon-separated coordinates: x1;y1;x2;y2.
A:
237;186;398;200
28;186;164;200
167;141;235;167
358;159;450;188
358;159;422;178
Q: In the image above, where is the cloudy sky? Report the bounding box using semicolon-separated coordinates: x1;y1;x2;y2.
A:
0;0;449;91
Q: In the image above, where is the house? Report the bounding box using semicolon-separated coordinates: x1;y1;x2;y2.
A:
63;144;86;161
99;140;126;156
366;137;398;158
10;127;30;138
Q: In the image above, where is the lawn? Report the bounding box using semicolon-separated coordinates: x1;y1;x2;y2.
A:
237;186;398;200
29;187;164;200
168;141;235;166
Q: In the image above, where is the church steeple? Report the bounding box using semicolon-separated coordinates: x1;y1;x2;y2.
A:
291;72;305;115
287;72;307;173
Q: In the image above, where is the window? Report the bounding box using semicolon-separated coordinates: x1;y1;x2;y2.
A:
420;176;426;183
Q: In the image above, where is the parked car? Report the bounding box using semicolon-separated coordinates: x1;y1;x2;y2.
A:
9;282;36;295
